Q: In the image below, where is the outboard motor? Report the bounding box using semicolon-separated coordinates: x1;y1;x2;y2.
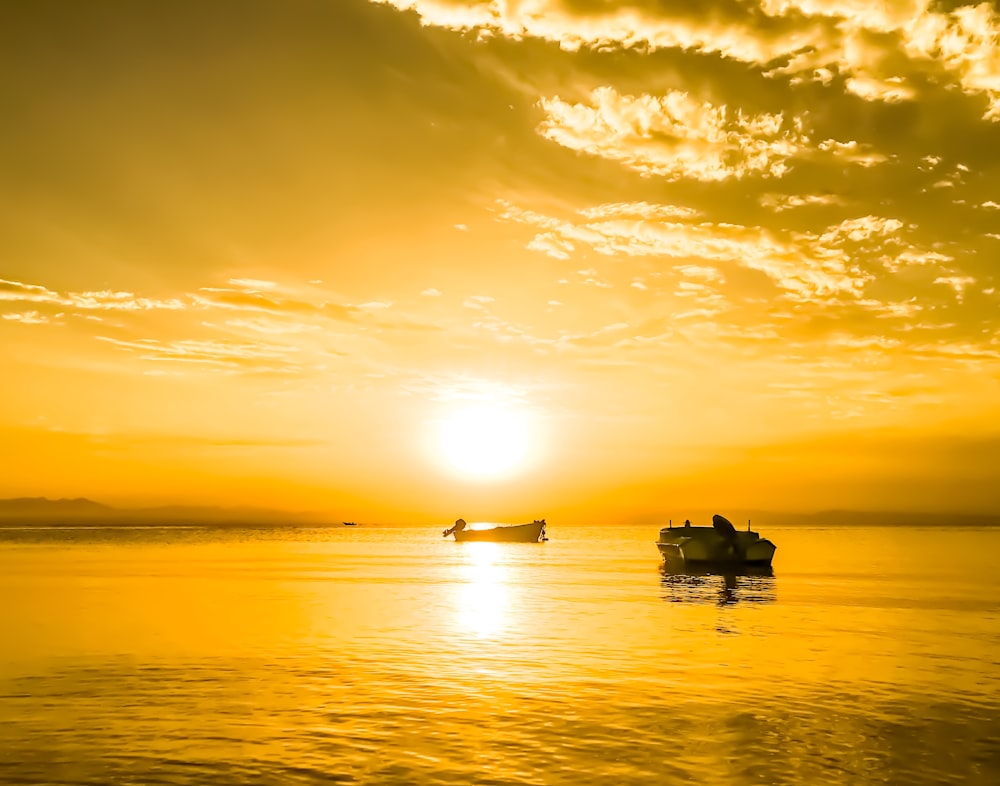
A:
443;518;467;538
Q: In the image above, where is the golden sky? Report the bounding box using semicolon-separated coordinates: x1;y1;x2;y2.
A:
2;0;1000;522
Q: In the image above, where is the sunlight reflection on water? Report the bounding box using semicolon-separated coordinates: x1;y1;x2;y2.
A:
456;543;508;638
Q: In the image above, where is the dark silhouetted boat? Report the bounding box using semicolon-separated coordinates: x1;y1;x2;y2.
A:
656;514;776;567
343;521;357;526
443;518;547;542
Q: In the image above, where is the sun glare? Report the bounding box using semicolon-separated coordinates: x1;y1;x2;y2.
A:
457;543;508;638
437;404;533;480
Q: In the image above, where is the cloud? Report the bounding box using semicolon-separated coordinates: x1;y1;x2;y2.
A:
904;2;1000;121
374;0;1000;120
375;0;834;63
211;318;323;336
844;75;915;104
760;193;847;211
576;269;612;289
674;280;729;319
0;276;393;377
527;233;575;259
501;199;880;302
580;202;702;221
0;278;185;312
883;249;953;273
462;295;495;310
192;282;359;322
95;336;310;374
676;265;725;283
537;87;810;181
536;87;893;182
0;277;369;330
911;339;1000;361
857;298;923;319
0;279;59;303
813;215;905;244
401;374;539;407
2;310;51;324
933;275;977;299
227;278;279;290
815;139;888;167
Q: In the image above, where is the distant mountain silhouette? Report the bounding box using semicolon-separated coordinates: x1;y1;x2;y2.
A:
768;509;1000;527
0;497;326;526
0;497;114;518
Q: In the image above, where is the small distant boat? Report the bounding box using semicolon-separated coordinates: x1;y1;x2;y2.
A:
656;514;776;567
443;518;547;543
343;521;357;527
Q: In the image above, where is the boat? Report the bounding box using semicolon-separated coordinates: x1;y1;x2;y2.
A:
343;521;357;526
443;518;547;542
656;514;776;567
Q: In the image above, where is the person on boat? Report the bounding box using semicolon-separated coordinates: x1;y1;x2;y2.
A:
712;514;745;560
442;518;467;538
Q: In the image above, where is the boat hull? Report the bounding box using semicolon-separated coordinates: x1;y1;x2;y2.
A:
453;521;546;543
656;525;776;567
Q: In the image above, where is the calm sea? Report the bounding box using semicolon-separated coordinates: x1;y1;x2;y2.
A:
1;524;998;785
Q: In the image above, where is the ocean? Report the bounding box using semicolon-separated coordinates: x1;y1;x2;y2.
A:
1;523;998;785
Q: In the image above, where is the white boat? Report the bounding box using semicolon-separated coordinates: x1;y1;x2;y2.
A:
443;518;547;542
656;514;776;567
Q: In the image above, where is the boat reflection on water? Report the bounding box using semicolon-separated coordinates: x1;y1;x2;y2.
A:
660;564;776;606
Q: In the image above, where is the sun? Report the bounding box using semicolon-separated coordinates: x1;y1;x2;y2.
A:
437;403;533;480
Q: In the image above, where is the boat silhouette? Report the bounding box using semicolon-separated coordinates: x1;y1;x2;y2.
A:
443;518;547;542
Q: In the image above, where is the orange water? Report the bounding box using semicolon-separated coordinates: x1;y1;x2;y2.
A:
1;524;998;785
